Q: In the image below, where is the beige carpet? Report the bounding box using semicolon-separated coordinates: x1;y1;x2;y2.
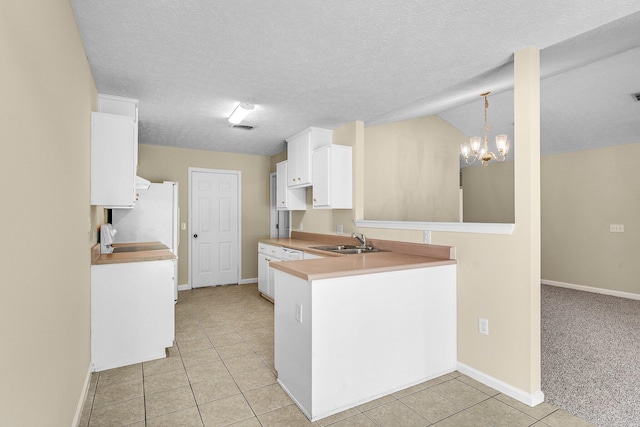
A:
541;284;640;427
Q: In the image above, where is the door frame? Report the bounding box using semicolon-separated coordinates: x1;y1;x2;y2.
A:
188;167;242;289
269;172;277;238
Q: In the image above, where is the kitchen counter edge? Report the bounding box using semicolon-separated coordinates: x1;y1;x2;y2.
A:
260;231;456;281
91;242;176;265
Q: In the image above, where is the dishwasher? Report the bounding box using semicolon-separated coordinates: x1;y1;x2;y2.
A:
258;244;304;301
280;247;304;261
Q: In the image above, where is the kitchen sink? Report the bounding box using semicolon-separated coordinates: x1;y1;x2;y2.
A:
310;245;387;255
310;245;350;251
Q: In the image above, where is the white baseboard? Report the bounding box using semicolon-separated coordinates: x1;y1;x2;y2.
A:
457;362;544;407
178;280;257;291
72;366;93;427
542;279;640;300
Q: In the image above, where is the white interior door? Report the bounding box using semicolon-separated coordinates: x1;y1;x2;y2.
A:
190;169;240;288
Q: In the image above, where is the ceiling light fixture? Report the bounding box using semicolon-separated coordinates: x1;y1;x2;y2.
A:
460;92;510;166
228;103;254;125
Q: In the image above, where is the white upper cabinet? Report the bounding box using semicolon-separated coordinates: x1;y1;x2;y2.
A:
98;94;139;123
312;145;352;209
276;161;306;211
91;94;140;208
286;127;332;188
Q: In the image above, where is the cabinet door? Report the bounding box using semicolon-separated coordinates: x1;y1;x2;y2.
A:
258;254;270;295
91;112;137;207
312;146;330;208
91;260;174;371
258;255;277;299
286;127;333;188
312;145;352;209
277;161;306;211
287;133;312;187
276;161;290;209
267;260;276;299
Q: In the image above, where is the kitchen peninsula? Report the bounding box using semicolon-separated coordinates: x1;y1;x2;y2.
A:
266;232;457;422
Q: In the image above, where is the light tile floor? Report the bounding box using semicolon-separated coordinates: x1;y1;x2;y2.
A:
80;283;594;427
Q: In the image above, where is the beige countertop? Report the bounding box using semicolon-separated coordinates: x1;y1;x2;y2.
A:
91;242;176;265
261;231;456;281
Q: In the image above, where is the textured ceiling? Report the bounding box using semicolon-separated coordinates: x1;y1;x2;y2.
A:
70;1;640;157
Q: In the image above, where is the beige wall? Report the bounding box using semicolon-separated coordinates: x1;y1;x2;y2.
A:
270;150;287;173
363;115;464;222
0;1;97;425
462;161;515;223
464;142;640;296
541;143;640;294
137;144;272;284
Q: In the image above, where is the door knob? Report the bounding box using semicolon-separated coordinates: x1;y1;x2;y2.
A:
193;234;198;238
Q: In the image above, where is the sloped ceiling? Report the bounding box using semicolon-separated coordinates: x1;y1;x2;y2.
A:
70;2;640;156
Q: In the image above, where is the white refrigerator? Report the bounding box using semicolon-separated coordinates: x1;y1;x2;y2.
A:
111;181;179;300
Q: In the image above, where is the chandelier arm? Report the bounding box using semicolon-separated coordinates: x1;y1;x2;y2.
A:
491;151;506;162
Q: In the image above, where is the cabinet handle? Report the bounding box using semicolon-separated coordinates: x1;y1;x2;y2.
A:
292;178;295;182
313;198;317;202
281;201;285;204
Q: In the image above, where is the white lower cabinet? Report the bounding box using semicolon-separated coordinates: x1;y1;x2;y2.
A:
258;243;282;300
258;253;276;299
91;260;175;371
258;243;308;301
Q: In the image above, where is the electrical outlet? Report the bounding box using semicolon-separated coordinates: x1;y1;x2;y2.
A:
479;318;489;335
337;224;344;235
295;304;303;324
610;224;624;233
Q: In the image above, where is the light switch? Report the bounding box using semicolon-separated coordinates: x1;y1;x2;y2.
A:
610;224;624;233
181;223;187;230
479;318;489;335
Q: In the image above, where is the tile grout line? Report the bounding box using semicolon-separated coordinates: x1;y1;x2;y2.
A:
140;362;147;426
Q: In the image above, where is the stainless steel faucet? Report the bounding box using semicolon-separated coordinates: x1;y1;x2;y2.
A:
351;232;366;248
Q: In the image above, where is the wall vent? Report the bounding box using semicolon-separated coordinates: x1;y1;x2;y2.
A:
231;124;254;130
633;92;640;102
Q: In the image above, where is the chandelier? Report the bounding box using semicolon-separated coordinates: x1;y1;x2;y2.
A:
460;92;510;165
